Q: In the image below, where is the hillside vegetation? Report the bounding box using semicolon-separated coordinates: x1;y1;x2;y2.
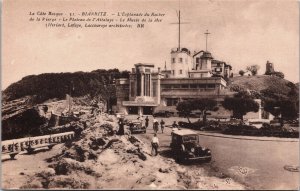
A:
2;69;130;104
228;75;298;100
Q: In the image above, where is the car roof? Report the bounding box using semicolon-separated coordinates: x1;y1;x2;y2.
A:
172;129;197;136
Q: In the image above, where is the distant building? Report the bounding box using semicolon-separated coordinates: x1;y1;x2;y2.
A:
115;12;234;115
116;47;234;115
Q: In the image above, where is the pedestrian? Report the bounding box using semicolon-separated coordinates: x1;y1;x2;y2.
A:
172;121;179;132
160;119;165;133
151;133;159;156
140;115;144;127
172;121;178;128
153;118;159;133
117;118;125;135
145;116;149;128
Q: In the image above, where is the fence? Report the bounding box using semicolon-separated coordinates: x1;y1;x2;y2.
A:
1;131;75;159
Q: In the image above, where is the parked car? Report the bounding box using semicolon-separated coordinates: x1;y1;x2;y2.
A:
170;129;212;163
153;111;173;118
128;120;146;134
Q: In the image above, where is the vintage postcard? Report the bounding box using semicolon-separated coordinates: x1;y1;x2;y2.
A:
1;0;299;190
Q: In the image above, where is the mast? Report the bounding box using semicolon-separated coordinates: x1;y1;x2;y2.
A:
204;30;211;51
178;10;181;50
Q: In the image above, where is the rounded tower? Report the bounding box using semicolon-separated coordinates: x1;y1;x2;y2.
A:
170;47;193;78
200;51;213;70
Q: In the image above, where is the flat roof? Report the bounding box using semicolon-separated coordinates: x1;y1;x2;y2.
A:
135;63;155;67
172;129;197;136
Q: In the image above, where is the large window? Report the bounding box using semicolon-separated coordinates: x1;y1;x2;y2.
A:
152;82;157;97
172;58;175;63
179;58;183;63
196;57;200;63
130;81;135;97
179;70;182;74
136;73;141;96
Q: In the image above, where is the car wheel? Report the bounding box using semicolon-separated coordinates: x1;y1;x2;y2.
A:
205;156;212;163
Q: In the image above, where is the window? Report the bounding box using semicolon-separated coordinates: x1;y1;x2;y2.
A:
196;58;200;63
172;70;175;75
199;84;206;88
153;82;157;96
215;68;222;72
179;58;183;63
172;58;175;63
166;99;173;106
181;84;189;88
173;84;180;89
207;84;216;89
179;70;182;74
162;85;171;89
190;84;197;89
130;81;135;97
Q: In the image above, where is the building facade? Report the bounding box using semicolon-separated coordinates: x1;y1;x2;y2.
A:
116;47;234;115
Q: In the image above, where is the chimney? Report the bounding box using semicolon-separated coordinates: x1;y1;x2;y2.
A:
158;67;161;73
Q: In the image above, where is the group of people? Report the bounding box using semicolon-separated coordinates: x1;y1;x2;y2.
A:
117;114;180;156
151;117;166;134
137;116;166;134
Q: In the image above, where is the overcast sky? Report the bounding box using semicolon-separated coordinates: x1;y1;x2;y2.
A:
2;0;299;89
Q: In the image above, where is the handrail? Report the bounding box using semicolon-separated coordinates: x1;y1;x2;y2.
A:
1;131;75;154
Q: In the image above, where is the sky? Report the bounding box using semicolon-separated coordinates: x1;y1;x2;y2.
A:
2;0;299;90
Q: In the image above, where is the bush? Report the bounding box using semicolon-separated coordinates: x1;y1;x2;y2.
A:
239;70;245;76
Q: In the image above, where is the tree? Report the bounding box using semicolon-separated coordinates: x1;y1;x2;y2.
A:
193;98;218;125
273;71;284;79
246;65;260;76
222;97;259;120
176;100;194;123
239;70;245;76
264;99;298;119
176;98;218;124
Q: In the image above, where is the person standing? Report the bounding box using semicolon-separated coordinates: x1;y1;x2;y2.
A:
153;118;159;133
145;116;149;129
160;119;165;133
140;115;144;127
171;121;179;133
172;121;178;128
151;133;159;156
117;118;125;135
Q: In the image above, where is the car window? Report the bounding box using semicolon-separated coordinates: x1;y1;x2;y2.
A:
183;135;197;142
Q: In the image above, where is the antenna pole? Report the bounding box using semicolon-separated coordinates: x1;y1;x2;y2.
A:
178;10;181;50
204;30;210;51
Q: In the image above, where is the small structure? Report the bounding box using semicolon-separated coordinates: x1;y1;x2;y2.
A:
265;60;275;75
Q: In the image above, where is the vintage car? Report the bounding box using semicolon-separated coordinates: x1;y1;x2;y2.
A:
170;129;211;163
128;120;146;134
153;111;173;118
